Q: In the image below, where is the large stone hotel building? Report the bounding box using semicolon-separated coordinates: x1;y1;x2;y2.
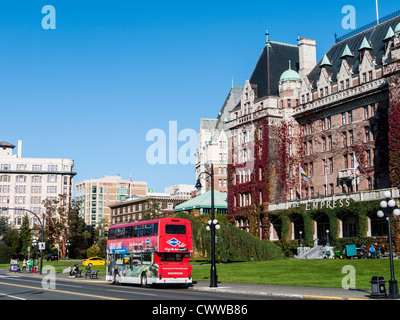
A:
224;14;400;245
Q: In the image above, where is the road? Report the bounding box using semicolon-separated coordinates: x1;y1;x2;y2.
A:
0;270;291;301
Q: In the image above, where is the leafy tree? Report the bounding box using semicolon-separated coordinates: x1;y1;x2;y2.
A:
19;214;31;256
0;216;11;236
2;229;21;256
66;199;85;258
86;244;101;258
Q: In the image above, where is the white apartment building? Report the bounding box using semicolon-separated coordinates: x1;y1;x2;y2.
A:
75;175;147;228
0;140;75;228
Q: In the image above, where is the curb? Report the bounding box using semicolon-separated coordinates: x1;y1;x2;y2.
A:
189;284;371;300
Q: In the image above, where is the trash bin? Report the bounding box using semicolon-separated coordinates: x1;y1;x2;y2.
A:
370;276;386;298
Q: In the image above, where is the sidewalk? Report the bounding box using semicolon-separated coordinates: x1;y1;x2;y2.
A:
190;281;374;300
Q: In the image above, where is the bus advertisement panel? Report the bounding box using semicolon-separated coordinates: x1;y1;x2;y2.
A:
106;218;193;287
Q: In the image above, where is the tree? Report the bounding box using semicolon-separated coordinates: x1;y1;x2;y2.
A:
2;229;21;257
66;199;85;258
87;244;101;258
0;216;11;236
42;195;89;259
19;215;31;257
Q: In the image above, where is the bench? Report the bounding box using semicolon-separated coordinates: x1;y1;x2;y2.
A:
91;270;99;279
84;269;99;279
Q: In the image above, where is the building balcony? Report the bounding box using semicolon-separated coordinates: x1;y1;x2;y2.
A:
338;168;356;180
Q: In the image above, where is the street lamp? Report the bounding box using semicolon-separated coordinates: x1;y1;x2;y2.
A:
196;163;218;287
377;190;400;299
326;229;330;247
2;207;45;275
66;240;70;260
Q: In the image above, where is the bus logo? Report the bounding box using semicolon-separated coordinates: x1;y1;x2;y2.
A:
145;238;151;246
167;238;181;247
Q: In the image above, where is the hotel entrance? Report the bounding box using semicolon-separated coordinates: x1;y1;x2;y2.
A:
315;214;330;245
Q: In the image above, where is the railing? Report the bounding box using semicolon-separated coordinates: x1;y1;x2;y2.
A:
335;10;400;43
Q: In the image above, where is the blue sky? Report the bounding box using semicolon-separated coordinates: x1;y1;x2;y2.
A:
0;0;398;193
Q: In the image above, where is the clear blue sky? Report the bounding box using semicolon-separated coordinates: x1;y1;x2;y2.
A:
0;0;398;193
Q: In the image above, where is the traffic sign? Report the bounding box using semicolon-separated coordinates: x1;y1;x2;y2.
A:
39;242;45;250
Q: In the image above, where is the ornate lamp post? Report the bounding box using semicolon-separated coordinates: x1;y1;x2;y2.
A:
377;190;400;299
195;163;218;287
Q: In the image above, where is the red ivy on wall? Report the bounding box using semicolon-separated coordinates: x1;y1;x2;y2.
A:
227;119;270;238
388;75;400;187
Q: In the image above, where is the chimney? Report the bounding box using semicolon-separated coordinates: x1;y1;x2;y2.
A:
298;38;317;79
17;139;22;158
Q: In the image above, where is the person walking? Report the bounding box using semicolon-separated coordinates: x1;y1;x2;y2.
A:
22;259;27;272
369;245;375;259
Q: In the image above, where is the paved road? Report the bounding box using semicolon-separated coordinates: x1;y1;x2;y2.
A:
0;270;291;301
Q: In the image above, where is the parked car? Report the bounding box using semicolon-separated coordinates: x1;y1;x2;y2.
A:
45;253;59;261
82;256;106;266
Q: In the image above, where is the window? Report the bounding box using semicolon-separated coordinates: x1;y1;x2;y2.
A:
125;226;133;238
365;127;371;142
153;223;158;236
165;224;186;234
327;116;331;129
142;224;152;236
116;227;124;239
364;106;369;119
366;150;372;166
349;130;354;145
108;229;116;239
343;132;348;147
134;225;143;237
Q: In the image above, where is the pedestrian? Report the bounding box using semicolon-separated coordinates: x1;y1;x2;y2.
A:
28;259;33;272
22;259;27;272
376;243;382;259
362;245;367;259
369;244;375;259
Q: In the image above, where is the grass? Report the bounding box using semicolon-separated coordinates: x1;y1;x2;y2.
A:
2;258;399;290
191;258;400;290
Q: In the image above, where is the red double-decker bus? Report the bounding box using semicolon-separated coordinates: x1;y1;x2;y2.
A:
106;218;193;287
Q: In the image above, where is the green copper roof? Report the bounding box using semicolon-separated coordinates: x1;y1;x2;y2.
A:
174;190;227;211
319;54;332;67
395;22;400;35
279;60;301;82
358;36;372;50
341;44;354;58
384;26;395;40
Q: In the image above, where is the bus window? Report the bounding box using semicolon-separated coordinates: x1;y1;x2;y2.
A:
165;224;186;234
134;225;143;237
116;227;124;239
160;253;183;261
125;226;133;238
153;223;158;236
143;224;152;236
108;229;116;239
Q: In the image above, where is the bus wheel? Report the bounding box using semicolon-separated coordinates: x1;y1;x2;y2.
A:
113;271;121;285
140;273;148;288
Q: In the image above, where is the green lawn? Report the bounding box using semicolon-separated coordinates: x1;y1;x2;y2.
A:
192;259;400;290
2;258;399;290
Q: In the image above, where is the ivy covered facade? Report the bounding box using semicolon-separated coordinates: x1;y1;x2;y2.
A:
226;15;400;250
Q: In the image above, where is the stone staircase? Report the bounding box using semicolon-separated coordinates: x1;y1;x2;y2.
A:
295;240;333;259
